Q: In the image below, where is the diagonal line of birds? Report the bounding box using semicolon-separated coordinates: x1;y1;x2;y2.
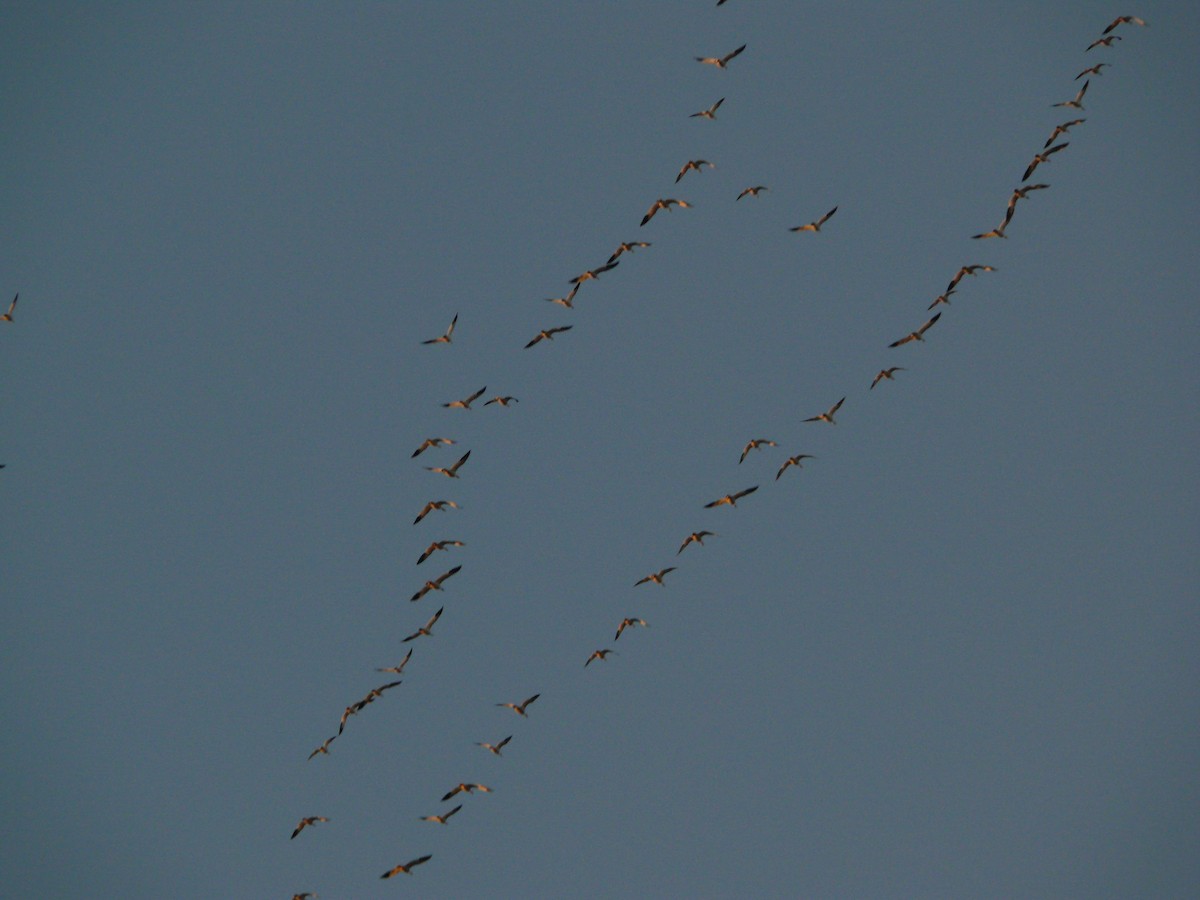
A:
261;10;1151;893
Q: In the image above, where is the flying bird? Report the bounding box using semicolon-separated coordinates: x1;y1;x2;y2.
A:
380;856;432;879
411;437;455;458
927;290;957;310
1086;35;1122;51
676;159;714;183
525;325;573;349
689;97;725;120
790;206;838;233
417;539;464;565
413;499;459;525
424;450;470;478
376;648;414;675
641;197;692;226
442;386;487;410
889;313;942;348
441;783;492;802
634;567;676;587
421;314;457;345
971;223;1007;240
496;694;540;717
739;439;777;463
307;735;337;760
1023;142;1069;181
615;617;649;640
736;186;768;200
569;262;618;285
803;397;845;424
0;294;16;322
361;680;403;702
871;367;906;390
776;454;815;481
946;265;996;293
585;649;617;667
1052;81;1088;110
677;531;717;555
545;284;580;308
476;735;512;756
1102;15;1147;33
484;395;519;406
420;805;462;825
402;606;444;642
291;816;329;839
1044;117;1085;147
607;241;651;264
411;567;461;602
292;894;317;900
704;485;759;508
1075;63;1110;80
696;43;746;69
1004;183;1050;226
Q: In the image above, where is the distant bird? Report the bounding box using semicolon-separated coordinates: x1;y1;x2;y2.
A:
1023;142;1069;181
420;805;462;825
361;680;402;702
443;386;487;410
775;454;815;481
338;702;364;735
689;97;725;120
790;206;838;233
376;648;413;675
1102;15;1147;33
292;894;317;900
525;325;573;349
569;262;618;285
413;499;459;525
291;816;329;839
441;783;492;802
1053;80;1088;110
411;566;461;602
585;649;616;667
1004;183;1050;225
1086;35;1122;51
677;531;717;554
0;294;16;322
641;198;692;226
971;223;1007;240
927;290;957;310
739;439;777;463
484;395;519;407
545;284;580;308
497;693;540;717
946;264;996;293
476;735;512;756
411;437;455;458
421;314;457;345
736;185;768;201
1044;116;1085;147
676;159;714;183
608;241;651;264
402;606;444;642
380;856;432;879
696;44;746;69
417;539;464;565
615;617;649;640
705;485;759;508
889;313;942;348
634;567;676;587
307;735;337;760
1076;63;1110;80
424;450;470;478
871;367;906;390
803;397;845;424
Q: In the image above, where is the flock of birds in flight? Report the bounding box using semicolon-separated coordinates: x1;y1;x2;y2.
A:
277;10;1147;897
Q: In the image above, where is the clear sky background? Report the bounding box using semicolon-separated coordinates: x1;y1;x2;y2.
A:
3;3;1198;898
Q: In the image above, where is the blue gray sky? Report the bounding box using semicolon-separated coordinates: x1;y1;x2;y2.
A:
3;3;1198;898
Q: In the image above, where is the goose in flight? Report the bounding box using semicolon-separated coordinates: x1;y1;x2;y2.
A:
739;439;777;463
736;185;768;200
803;397;845;424
689;97;725;120
443;386;487;410
413;499;459;525
402;606;444;642
705;485;759;508
608;241;651;264
411;566;461;601
569;262;618;285
476;735;512;756
971;223;1007;240
790;206;838;233
307;735;337;760
424;450;470;478
291;816;329;839
411;437;455;458
525;325;573;349
927;290;957;310
421;314;457;345
776;454;815;481
1044;117;1084;147
417;539;464;565
946;264;996;293
889;313;942;348
696;44;746;69
677;531;717;554
484;395;519;406
1053;80;1088;110
1004;183;1050;225
676;159;714;183
420;805;462;825
360;680;402;703
615;617;649;640
441;783;492;802
380;856;432;879
0;294;16;322
545;284;580;308
1076;63;1110;80
376;648;413;675
1102;15;1147;33
1086;35;1121;51
292;894;317;899
641;198;692;226
871;367;906;389
1023;142;1069;181
634;567;676;587
497;693;540;717
585;649;617;667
